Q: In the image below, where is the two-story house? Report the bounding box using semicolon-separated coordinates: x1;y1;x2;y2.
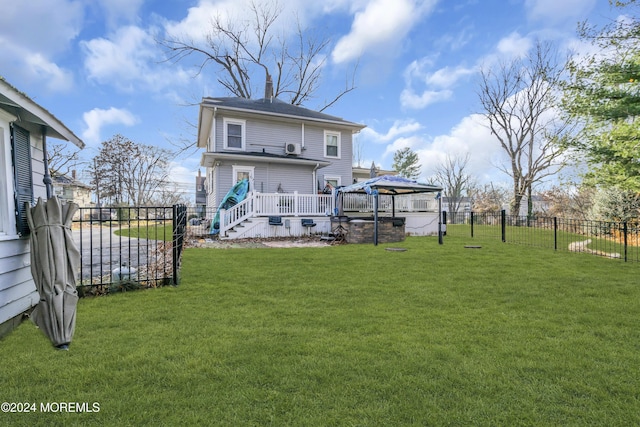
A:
196;94;366;238
197;96;366;201
52;170;92;215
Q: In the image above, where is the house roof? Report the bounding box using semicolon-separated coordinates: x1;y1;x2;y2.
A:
0;77;84;149
51;172;91;189
201;150;331;168
197;96;366;148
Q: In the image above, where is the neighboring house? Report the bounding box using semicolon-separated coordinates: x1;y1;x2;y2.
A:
512;195;550;217
352;161;397;183
442;197;472;214
52;170;92;208
0;78;84;337
196;93;442;239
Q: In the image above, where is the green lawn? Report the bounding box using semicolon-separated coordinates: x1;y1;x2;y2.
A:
113;222;173;241
1;236;639;426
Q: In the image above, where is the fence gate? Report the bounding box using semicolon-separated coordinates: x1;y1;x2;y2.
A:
73;205;188;296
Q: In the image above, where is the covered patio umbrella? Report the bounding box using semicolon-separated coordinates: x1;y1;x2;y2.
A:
338;175;443;245
27;196;80;350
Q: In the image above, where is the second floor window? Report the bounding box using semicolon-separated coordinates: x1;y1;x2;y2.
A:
325;131;340;158
224;118;245;150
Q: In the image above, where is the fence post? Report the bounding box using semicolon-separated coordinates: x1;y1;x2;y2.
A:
470;211;474;238
554;217;557;251
501;210;506;242
172;204;187;285
624;222;628;262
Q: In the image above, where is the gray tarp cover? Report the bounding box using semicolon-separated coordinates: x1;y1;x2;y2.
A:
27;196;80;348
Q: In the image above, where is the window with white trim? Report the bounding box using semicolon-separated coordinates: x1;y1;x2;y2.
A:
223;118;245;150
324;176;341;189
324;131;340;159
232;165;254;191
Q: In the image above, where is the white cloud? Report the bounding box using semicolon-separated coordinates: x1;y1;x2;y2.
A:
332;0;437;64
496;32;533;59
371;114;504;182
0;0;83;55
361;119;423;143
419;114;500;181
96;0;145;29
400;58;475;110
400;89;453;109
20;52;75;92
525;0;597;25
163;0;229;43
82;107;138;145
0;0;82;91
82;26;190;93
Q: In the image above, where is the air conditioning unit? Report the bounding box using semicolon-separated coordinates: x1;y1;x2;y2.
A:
285;143;302;155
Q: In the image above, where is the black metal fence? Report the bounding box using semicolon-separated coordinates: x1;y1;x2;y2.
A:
73;205;188;296
445;210;640;262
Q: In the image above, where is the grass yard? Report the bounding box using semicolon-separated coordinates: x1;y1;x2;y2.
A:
1;235;639;426
114;222;173;241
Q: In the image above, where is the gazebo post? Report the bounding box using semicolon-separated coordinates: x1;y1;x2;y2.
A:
438;192;443;245
373;190;379;246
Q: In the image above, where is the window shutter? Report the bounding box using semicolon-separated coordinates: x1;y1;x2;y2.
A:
11;124;33;237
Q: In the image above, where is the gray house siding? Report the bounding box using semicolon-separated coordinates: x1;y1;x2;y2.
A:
0;240;38;336
0;127;45;336
210;161;317;208
199;97;365;213
214;115;302;155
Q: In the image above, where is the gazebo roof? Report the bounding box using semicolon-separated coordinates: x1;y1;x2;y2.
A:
338;175;442;195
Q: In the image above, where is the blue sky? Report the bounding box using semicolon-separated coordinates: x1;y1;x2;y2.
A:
0;0;619;201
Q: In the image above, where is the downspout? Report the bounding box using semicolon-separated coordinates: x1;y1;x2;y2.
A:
41;126;53;199
210;107;217;152
312;163;320;194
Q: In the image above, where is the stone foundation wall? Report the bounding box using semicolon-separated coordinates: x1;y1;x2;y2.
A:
345;219;405;244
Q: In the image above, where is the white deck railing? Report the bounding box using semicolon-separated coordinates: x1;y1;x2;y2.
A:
218;191;439;236
254;192;335;216
341;193;439;213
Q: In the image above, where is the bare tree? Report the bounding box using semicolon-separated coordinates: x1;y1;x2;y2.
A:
47;141;81;177
434;153;474;219
477;40;570;216
159;0;356;110
90;135;173;206
538;184;595;219
469;182;509;213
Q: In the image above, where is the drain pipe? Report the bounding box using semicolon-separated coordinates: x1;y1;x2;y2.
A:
312;163;320;193
41;126;53;199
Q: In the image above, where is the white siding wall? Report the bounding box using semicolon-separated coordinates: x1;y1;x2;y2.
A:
0;123;46;331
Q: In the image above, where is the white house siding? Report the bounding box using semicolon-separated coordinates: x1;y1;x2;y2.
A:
0;129;46;334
